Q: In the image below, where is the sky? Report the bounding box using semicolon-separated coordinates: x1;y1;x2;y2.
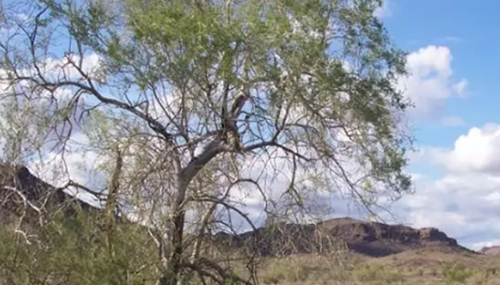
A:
370;0;500;250
2;0;500;251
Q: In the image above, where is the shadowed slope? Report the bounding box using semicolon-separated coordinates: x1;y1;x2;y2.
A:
0;163;111;223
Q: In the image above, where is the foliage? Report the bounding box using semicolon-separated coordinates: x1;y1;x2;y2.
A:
0;0;413;284
0;210;159;284
353;263;405;283
442;264;475;284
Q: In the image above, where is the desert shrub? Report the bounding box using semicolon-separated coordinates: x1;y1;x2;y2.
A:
353;263;405;283
260;273;284;284
442;264;475;284
0;210;159;284
486;267;498;276
265;263;313;283
258;256;347;284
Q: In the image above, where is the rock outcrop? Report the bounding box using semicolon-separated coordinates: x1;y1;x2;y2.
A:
216;217;473;257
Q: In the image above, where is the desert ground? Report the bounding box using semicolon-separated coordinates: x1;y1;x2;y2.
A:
256;249;500;285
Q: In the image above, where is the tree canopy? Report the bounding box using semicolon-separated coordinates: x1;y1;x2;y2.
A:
0;0;413;284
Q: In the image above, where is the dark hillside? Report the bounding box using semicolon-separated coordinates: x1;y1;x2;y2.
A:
0;164;111;223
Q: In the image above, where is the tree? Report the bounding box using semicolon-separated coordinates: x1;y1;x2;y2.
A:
0;0;413;284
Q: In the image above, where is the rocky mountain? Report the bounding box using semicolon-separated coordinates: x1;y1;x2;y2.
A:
0;163;114;223
0;163;474;258
479;245;500;256
215;217;474;257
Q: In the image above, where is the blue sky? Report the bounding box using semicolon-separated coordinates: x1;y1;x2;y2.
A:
386;0;500;137
369;0;500;250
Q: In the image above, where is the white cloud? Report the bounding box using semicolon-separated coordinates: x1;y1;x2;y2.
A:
27;132;106;207
0;53;106;206
373;0;392;19
397;45;467;121
382;170;500;249
444;124;500;174
407;145;449;167
34;53;106;83
471;240;500;251
384;123;500;249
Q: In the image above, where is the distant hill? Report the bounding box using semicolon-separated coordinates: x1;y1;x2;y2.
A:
215;217;476;257
479;245;500;256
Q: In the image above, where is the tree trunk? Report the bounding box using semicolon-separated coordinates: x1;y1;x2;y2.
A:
159;175;189;285
160;211;185;285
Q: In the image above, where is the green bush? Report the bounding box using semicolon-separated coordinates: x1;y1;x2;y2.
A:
442;264;475;284
353;263;405;284
0;210;159;284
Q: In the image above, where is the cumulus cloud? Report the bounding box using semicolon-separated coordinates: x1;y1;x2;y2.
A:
387;123;500;249
398;45;468;121
0;53;107;204
27;131;107;207
382;170;500;249
443;124;500;174
40;53;106;83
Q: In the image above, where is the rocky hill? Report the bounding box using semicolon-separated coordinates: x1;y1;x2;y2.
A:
479;245;500;256
215;217;475;257
0;163;475;258
0;163;115;223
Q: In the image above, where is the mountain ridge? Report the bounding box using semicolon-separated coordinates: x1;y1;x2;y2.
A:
215;217;476;257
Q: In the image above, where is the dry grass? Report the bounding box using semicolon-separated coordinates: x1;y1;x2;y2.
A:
256;249;500;285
